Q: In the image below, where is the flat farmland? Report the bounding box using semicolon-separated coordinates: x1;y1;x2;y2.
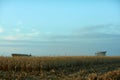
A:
0;56;120;80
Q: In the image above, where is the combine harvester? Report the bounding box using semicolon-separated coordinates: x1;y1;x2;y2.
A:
95;51;107;56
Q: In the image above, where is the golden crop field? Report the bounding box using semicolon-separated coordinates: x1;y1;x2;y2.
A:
0;56;120;80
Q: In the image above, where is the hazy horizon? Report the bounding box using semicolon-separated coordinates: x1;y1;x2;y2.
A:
0;0;120;56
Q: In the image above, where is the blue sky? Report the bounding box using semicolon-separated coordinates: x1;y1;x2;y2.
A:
0;0;120;56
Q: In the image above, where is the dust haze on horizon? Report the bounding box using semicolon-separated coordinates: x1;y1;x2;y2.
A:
0;0;120;56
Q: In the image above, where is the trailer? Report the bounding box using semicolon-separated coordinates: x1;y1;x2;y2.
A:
12;53;31;57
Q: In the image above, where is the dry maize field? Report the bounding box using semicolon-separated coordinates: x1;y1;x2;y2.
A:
0;56;120;80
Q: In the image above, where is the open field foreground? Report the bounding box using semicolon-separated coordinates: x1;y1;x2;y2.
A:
0;56;120;80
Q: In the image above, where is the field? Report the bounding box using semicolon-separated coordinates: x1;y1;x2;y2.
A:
0;56;120;80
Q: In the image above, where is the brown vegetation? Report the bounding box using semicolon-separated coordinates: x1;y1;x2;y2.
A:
0;56;120;80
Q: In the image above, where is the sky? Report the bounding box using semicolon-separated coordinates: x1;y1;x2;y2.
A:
0;0;120;56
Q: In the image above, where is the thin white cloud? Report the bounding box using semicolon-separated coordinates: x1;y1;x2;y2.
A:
3;36;19;40
28;32;40;36
2;31;40;41
0;27;4;33
14;28;21;32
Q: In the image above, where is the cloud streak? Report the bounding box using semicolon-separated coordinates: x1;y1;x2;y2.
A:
47;24;120;41
77;24;120;35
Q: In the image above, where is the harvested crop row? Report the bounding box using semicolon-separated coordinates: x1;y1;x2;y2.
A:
0;56;120;80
